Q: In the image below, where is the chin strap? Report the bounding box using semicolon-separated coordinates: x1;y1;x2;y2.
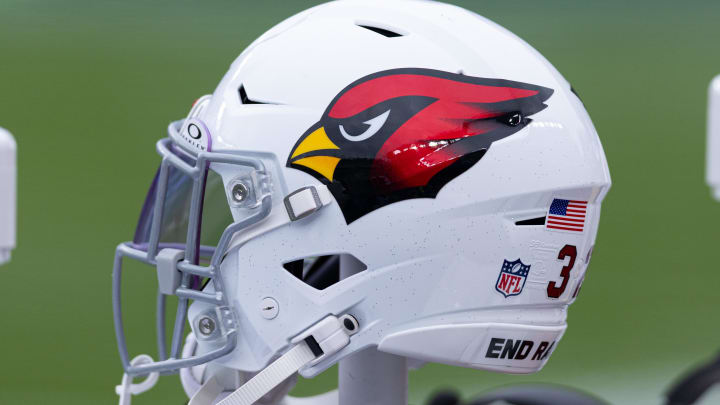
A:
116;355;160;405
188;315;353;405
189;375;226;405
208;342;316;405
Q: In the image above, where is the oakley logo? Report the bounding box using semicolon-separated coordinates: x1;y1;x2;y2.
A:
171;118;211;153
188;123;202;139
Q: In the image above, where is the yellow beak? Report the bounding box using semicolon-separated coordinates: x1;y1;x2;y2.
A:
288;126;341;182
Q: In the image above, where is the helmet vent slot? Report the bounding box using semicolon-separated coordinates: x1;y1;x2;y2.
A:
283;254;367;290
239;85;274;105
356;23;404;38
515;216;546;226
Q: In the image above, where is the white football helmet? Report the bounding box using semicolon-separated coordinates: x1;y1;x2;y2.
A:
0;127;16;266
112;0;611;403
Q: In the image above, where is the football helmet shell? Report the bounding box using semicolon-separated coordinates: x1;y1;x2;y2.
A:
112;0;611;389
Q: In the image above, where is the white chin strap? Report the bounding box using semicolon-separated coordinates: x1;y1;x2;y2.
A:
115;355;160;405
116;315;351;405
194;343;316;405
194;315;351;405
180;333;208;398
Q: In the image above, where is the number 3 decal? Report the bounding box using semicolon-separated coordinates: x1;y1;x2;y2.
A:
547;244;577;298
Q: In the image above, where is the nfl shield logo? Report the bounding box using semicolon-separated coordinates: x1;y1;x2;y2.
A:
495;259;531;298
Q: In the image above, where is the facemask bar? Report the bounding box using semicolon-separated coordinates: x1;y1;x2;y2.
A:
113;124;273;377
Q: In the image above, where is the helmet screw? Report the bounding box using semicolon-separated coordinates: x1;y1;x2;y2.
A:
198;316;216;336
260;297;279;320
231;182;249;203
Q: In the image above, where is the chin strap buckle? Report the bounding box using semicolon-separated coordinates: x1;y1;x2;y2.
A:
201;315;353;405
284;185;333;221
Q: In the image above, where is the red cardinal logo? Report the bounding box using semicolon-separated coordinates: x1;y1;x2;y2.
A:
287;68;553;224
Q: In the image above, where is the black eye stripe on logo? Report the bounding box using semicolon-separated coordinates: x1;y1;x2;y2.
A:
188;123;202;139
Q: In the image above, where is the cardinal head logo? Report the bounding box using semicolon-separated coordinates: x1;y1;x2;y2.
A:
287;68;553;224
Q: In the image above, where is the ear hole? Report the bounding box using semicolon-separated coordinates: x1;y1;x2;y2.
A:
356;23;404;38
283;254;367;290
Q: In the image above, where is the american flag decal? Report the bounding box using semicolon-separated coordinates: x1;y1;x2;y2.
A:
546;199;587;232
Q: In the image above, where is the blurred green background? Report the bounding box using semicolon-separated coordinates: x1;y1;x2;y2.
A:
1;0;719;404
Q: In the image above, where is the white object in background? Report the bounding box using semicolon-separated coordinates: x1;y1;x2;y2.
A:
0;127;16;266
707;75;720;200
